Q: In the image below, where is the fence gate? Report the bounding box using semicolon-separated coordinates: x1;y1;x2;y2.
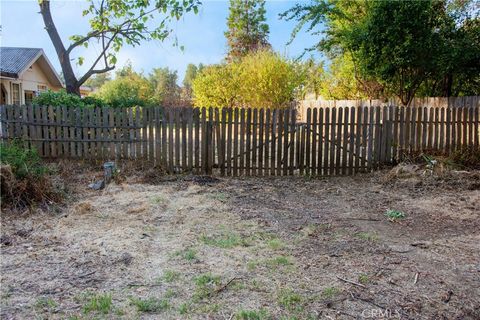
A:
1;105;478;176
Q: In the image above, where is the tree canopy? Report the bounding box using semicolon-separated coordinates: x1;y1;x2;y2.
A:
39;0;200;95
225;0;270;61
283;0;480;103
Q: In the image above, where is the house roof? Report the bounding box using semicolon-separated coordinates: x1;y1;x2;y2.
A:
0;47;63;87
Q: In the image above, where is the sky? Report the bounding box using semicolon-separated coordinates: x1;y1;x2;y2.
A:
0;0;322;83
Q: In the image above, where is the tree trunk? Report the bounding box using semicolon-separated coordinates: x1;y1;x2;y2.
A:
39;0;80;96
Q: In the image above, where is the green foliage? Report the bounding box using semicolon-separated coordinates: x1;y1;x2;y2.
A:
236;309;270;320
82;293;113;314
95;64;154;108
149;67;181;106
277;289;303;312
0;141;47;179
83;73;111;90
358;274;369;284
266;256;292;267
284;0;480;101
200;231;249;248
33;90;106;108
130;297;170;313
182;63;204;101
225;0;270;61
161;270;180;283
385;210;406;221
193;50;302;108
318;54;367;100
321;287;339;299
193;272;221;300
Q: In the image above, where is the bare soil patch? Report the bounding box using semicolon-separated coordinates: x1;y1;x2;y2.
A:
1;165;479;319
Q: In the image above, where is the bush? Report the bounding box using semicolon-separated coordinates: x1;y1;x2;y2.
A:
0;141;62;208
33;90;107;108
192;50;303;109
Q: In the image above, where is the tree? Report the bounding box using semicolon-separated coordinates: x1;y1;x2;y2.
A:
225;0;270;61
284;0;480;102
149;67;181;107
94;64;153;108
182;63;204;101
39;0;200;95
83;72;111;90
192;64;240;108
192;50;302;108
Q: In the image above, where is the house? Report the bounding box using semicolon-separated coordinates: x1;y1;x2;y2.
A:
0;47;63;105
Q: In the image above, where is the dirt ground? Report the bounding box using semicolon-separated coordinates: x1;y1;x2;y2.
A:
1;163;479;320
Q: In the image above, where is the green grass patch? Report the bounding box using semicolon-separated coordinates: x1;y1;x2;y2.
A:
200;232;249;248
162;270;180;283
150;195;167;204
385;209;406;221
354;232;378;241
174;248;197;261
267;238;285;250
82;293;113;315
178;302;190;315
321;287;340;299
130;297;170;313
236;308;270;320
278;289;303;312
358;274;369;284
266;256;292;267
193;273;222;301
35;297;57;311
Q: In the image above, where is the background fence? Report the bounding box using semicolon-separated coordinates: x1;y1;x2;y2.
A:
1;105;478;176
297;96;480;122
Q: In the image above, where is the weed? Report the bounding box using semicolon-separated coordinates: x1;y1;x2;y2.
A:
266;256;292;267
322;287;339;299
247;260;259;271
174;248;197;261
130;297;170;313
267;238;285;250
162;270;180;283
354;232;378;241
278;289;303;312
385;209;406;221
194;273;221;287
178;302;190;315
236;308;270;320
82;293;113;314
358;274;369;284
193;273;221;300
150;195;167;204
165;288;176;299
200;232;249;248
211;192;228;202
197;303;221;313
35;297;57;311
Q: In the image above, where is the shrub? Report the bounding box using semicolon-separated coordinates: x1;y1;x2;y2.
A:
0;140;46;178
33;90;107;108
192;50;303;109
0;141;62;208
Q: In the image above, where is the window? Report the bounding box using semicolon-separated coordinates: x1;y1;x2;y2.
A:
12;83;20;105
37;85;48;92
25;91;34;105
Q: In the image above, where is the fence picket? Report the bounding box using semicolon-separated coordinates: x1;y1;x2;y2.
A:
1;105;475;176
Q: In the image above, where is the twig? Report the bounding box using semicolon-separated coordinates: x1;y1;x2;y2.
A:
336;276;366;288
77;271;96;279
414;272;419;285
213;277;242;294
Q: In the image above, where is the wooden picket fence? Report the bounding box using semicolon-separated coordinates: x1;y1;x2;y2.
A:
1;105;479;176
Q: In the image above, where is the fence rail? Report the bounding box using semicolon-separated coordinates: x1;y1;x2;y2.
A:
1;105;478;176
